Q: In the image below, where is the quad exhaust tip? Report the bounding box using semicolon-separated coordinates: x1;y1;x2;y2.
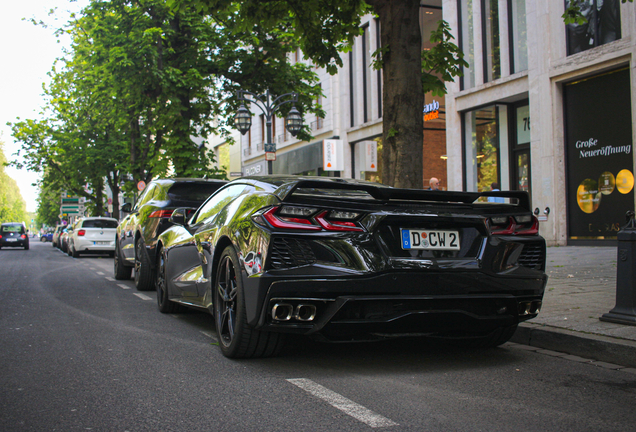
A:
271;303;317;322
518;300;542;316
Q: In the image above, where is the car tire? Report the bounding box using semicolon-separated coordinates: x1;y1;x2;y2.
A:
134;238;154;291
156;248;182;314
24;243;29;251
114;243;132;280
213;245;285;359
40;237;46;242
71;244;79;258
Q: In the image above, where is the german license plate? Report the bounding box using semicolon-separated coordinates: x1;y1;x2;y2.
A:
400;229;460;250
94;241;108;245
6;238;17;242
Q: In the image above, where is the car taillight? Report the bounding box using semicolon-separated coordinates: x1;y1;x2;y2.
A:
488;215;539;235
256;206;364;232
78;230;86;236
149;209;174;218
21;234;27;239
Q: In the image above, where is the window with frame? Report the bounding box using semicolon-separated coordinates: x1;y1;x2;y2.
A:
483;0;501;82
458;0;476;89
565;0;622;55
508;0;528;73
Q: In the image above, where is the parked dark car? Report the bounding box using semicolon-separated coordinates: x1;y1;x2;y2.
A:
155;176;548;358
0;223;29;250
51;225;65;248
114;178;228;290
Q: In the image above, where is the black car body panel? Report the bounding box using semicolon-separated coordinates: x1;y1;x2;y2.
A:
0;223;29;249
157;176;548;354
116;178;227;269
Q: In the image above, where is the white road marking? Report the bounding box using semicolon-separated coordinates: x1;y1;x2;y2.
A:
105;277;115;281
286;378;398;428
200;331;218;342
133;293;153;301
96;272;105;275
117;284;131;290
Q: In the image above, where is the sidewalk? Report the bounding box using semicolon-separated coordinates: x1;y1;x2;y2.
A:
510;245;636;367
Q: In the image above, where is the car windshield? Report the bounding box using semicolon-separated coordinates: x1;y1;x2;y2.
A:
82;219;118;228
1;225;24;233
168;183;225;202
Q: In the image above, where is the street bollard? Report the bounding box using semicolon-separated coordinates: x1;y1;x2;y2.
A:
600;211;636;325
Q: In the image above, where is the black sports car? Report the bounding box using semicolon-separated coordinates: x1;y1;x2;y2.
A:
115;178;227;290
156;176;547;358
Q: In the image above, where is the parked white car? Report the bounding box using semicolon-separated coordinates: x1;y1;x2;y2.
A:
67;217;118;258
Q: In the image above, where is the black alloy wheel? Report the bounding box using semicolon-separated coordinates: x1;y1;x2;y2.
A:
156;249;180;313
213;245;284;358
114;242;132;280
134;238;154;291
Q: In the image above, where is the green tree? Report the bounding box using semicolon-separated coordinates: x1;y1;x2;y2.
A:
170;0;466;189
12;0;323;218
0;141;28;224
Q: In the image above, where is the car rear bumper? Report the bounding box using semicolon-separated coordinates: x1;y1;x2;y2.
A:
0;239;28;247
246;270;547;340
74;239;116;252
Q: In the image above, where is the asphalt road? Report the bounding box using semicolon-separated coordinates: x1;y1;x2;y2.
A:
2;241;636;431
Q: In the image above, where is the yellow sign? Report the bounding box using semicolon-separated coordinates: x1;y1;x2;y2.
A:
616;169;634;194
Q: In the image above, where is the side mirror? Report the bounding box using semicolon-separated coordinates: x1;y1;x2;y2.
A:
169;208;189;226
121;203;132;213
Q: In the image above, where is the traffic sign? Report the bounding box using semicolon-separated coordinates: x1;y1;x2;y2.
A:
264;143;276;153
265;152;276;161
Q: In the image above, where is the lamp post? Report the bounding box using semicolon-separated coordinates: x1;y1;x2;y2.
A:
234;89;303;175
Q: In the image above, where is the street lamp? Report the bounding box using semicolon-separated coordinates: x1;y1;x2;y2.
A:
234;89;303;174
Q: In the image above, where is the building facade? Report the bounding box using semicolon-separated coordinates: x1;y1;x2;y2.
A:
239;1;448;189
444;0;636;246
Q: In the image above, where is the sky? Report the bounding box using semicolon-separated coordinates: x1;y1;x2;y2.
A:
0;0;89;212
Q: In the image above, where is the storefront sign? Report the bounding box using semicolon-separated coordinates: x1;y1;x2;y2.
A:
423;100;440;113
423;100;440;122
323;140;344;171
565;68;634;240
362;141;378;172
244;161;266;176
516;105;530;144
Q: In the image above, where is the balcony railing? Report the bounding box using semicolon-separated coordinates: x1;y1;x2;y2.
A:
243;147;252;157
310;118;324;131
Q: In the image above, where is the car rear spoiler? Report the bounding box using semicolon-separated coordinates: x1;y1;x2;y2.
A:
276;180;531;212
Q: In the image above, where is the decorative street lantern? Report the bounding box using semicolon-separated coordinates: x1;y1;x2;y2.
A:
234;103;252;135
235;90;303;174
285;105;303;137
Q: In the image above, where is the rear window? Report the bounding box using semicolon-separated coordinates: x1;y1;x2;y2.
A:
168;182;225;202
1;224;24;233
81;219;118;229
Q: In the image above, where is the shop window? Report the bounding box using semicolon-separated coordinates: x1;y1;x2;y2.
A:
464;105;508;193
565;0;621;56
508;0;527;73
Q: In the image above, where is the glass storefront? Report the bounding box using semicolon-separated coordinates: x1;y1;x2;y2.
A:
564;68;633;241
464;105;506;192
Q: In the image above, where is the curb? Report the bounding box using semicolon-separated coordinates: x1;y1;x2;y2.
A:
511;323;636;368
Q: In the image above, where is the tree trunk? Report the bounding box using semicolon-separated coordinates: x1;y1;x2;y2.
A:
367;0;424;189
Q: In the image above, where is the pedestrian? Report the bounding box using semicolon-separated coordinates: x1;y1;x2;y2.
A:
488;182;505;203
428;177;440;190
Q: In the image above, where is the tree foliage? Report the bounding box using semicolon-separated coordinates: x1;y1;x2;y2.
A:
0;141;28;224
171;0;466;189
11;0;323;219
